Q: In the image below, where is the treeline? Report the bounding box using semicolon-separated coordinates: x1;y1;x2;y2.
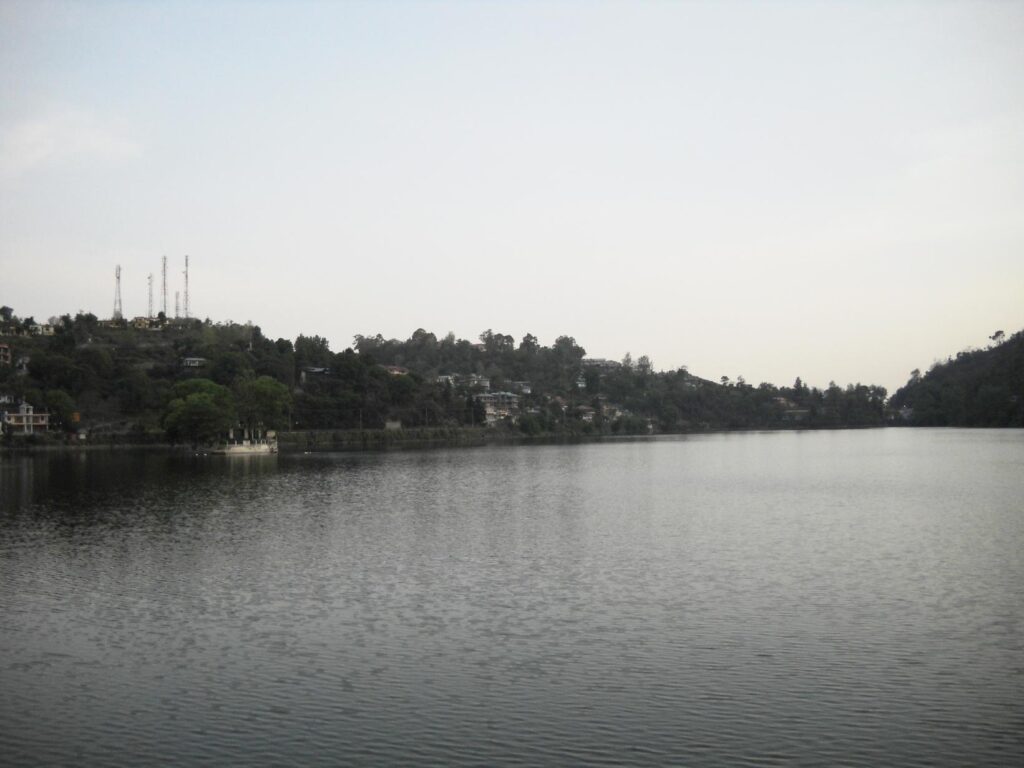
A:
0;306;895;442
889;330;1024;426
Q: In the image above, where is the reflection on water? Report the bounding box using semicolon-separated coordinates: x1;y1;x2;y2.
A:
1;430;1022;766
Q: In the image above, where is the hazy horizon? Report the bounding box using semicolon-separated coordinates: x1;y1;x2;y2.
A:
2;0;1022;394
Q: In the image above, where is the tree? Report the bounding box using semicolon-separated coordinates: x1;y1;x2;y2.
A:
0;306;13;322
295;334;332;368
209;350;253;386
519;333;539;354
45;389;76;432
236;376;291;429
164;394;236;446
162;379;237;445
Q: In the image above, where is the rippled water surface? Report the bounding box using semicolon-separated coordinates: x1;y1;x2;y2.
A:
1;429;1022;766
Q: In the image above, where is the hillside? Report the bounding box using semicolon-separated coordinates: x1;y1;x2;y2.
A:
889;330;1024;426
1;308;890;443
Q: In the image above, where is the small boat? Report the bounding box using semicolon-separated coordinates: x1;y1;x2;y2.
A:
211;428;278;455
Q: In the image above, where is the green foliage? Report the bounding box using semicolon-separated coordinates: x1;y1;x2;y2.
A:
18;309;984;439
891;330;1024;426
45;389;76;432
163;379;237;445
295;334;331;368
236;376;291;429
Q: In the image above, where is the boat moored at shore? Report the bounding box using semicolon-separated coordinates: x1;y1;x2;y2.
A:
211;427;277;455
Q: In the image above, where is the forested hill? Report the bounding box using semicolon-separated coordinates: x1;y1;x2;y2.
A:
1;308;890;443
889;329;1024;426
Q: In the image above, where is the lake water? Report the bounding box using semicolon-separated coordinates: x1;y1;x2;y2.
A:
1;429;1022;766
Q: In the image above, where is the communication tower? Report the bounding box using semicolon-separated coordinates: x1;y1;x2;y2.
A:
147;273;154;318
183;255;190;319
113;265;123;320
161;256;168;316
175;291;180;319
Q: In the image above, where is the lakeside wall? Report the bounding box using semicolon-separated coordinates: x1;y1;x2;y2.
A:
277;427;534;452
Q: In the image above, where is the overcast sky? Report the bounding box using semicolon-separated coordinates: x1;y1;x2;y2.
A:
1;0;1021;392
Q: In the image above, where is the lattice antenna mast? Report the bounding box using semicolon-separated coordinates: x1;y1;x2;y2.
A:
113;265;123;320
161;256;168;316
147;273;154;319
183;255;190;319
175;291;180;319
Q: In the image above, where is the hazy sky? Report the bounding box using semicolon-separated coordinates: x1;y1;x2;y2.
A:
2;0;1021;392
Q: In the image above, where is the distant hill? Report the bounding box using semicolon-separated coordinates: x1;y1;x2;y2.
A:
0;309;891;441
890;330;1024;426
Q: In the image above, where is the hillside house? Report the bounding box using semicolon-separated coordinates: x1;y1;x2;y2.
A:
474;391;520;424
582;358;621;373
2;402;49;435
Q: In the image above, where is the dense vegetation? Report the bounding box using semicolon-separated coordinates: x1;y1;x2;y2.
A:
889;330;1024;426
0;304;920;445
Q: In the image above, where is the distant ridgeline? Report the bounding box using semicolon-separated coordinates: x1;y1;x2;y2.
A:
890;330;1024;427
1;306;1015;443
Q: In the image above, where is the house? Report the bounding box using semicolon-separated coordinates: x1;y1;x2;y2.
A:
436;375;456;387
582;358;621;373
576;405;596;423
299;366;331;385
2;402;49;434
576;373;587;390
131;316;161;330
474;391;520;424
510;381;532;395
382;365;409;376
0;343;10;366
601;402;626;420
465;373;490;391
28;323;55;336
181;357;207;369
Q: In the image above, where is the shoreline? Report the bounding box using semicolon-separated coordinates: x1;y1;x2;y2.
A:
1;423;894;455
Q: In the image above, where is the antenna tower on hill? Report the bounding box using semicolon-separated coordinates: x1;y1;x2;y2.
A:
161;256;168;316
183;255;190;319
175;291;180;319
147;273;154;318
113;265;123;320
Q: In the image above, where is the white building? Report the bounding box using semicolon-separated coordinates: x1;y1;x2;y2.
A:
2;402;49;434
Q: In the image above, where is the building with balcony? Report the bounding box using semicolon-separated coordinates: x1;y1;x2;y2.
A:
2;402;49;435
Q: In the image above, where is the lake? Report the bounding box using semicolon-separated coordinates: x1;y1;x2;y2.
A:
1;429;1022;766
